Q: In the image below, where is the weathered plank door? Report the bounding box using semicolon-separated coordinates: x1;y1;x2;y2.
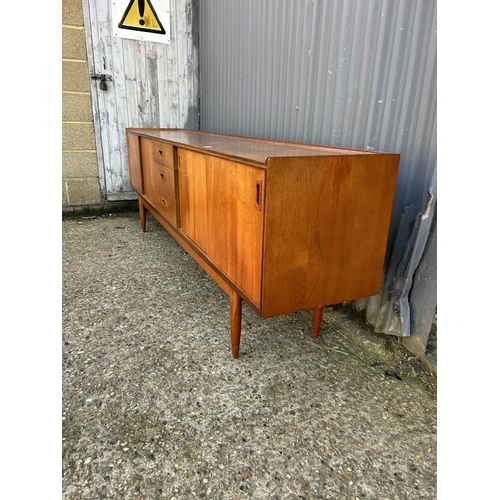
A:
82;0;199;200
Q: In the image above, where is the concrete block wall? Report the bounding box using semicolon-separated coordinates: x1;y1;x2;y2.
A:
62;0;102;208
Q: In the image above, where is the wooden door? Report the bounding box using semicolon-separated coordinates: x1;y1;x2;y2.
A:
82;0;199;201
178;148;265;305
205;155;265;305
177;148;209;252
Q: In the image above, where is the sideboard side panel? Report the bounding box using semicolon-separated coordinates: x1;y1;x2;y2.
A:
261;155;399;318
126;133;143;193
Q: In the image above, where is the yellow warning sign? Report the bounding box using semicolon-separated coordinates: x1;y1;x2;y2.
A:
118;0;166;35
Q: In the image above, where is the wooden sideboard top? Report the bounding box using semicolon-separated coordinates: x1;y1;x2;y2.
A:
126;128;379;166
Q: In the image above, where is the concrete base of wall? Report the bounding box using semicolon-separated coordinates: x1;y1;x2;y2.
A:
342;301;437;374
62;200;139;218
402;335;437;375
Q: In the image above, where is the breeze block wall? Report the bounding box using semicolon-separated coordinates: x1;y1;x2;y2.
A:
62;0;102;210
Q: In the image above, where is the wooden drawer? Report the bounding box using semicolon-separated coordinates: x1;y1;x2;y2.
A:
152;141;175;169
154;186;180;227
153;161;177;198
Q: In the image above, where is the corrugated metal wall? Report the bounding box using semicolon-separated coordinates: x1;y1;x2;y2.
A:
199;0;437;338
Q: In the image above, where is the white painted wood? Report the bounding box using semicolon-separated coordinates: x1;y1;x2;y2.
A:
82;0;199;201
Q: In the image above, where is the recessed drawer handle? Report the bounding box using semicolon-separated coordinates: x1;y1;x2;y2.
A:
161;198;167;206
160;173;165;180
158;149;164;156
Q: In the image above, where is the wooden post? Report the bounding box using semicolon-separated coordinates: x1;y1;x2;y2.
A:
312;306;323;338
230;289;242;358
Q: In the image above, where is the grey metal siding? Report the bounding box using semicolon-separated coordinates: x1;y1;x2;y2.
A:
199;0;437;337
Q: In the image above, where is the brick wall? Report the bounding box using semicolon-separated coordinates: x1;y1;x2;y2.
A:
62;0;101;207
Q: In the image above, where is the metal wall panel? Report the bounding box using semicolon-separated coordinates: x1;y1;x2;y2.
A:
199;0;437;337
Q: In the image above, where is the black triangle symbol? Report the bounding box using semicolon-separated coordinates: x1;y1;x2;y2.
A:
118;0;166;35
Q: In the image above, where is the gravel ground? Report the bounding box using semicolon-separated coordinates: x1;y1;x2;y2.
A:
62;211;437;500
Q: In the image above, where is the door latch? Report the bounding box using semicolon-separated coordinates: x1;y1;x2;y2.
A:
90;74;112;91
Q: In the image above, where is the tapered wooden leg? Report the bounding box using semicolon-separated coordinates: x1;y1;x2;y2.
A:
313;306;323;338
138;198;146;232
230;289;242;358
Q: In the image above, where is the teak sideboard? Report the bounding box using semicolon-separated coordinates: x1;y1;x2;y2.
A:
126;128;400;358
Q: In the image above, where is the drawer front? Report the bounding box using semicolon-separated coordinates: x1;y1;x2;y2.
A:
153;162;176;198
152;141;175;169
154;186;179;227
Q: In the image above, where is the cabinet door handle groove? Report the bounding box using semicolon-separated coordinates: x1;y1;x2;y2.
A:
256;180;262;210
